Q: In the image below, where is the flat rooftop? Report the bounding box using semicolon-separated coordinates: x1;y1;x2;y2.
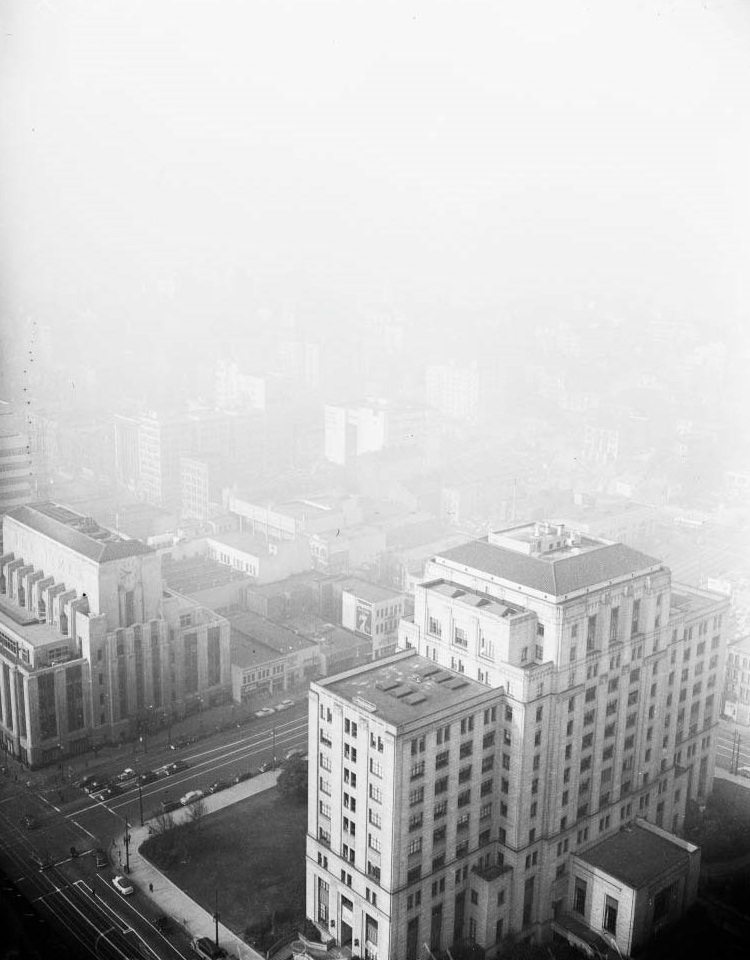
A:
337;577;403;603
0;597;74;649
578;822;691;888
322;650;498;726
669;584;729;618
162;556;252;594
423;579;527;619
206;530;274;554
5;502;152;563
229;610;315;655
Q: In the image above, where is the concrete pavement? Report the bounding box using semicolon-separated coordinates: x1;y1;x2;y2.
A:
118;771;284;960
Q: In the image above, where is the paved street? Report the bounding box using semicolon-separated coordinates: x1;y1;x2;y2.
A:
0;702;309;959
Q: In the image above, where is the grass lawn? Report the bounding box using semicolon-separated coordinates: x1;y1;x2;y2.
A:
141;787;307;937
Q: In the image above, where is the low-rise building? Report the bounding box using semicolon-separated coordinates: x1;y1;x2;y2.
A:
206;530;312;583
554;819;700;957
338;577;406;659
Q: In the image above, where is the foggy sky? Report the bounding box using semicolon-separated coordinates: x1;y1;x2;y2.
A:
2;0;750;358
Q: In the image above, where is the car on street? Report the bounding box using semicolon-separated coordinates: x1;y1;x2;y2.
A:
275;699;295;712
112;875;134;896
75;774;99;791
284;748;306;763
233;770;256;784
165;760;190;775
180;789;205;806
191;936;227;959
254;707;275;718
170;735;198;750
94;848;108;868
20;814;38;830
737;766;750;779
138;770;159;785
161;799;182;813
207;780;230;794
83;777;107;794
90;784;122;802
114;767;137;784
258;759;279;773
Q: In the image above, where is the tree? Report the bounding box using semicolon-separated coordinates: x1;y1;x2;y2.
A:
186;797;207;827
277;757;308;801
151;810;175;836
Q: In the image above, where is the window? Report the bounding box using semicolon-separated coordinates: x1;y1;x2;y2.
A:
458;765;472;783
603;896;618;935
411;761;425;779
434;800;447;818
409;787;424;806
368;833;381;852
428;616;442;637
587;615;597;651
411;735;426;755
609;607;619;643
460;715;475;735
631;599;640;636
435;777;449;795
458;789;471;807
481;755;494;773
460;740;473;758
409;812;423;831
574;879;587;915
408;837;423;855
433;824;446;843
482;731;495;749
435;750;449;770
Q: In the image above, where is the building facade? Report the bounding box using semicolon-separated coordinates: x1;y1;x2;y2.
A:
305;521;728;959
0;502;231;766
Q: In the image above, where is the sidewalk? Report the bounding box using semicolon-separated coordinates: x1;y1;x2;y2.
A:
118;771;282;960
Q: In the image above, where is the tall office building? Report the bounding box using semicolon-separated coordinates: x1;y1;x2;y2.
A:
0;502;230;766
0;401;33;521
306;521;727;958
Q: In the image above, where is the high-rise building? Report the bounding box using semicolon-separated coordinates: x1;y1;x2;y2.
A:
114;408;259;510
0;502;231;765
425;361;480;425
0;401;33;521
306;521;728;957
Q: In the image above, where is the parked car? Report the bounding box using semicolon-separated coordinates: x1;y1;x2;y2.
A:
275;699;295;712
737;766;750;779
258;759;279;773
170;735;198;750
75;774;99;790
138;770;159;785
232;770;256;784
20;814;38;830
284;748;306;763
161;799;182;814
180;789;205;806
207;780;230;795
94;848;108;868
112;875;134;896
191;936;227;959
254;707;275;718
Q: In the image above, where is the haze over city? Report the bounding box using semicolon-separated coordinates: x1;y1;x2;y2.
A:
2;3;750;960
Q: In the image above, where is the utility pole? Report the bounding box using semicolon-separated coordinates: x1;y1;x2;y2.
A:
124;819;131;874
272;726;276;764
213;889;220;948
138;781;144;827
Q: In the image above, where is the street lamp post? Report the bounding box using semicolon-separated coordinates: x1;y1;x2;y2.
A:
138;780;145;827
124;818;131;874
213;889;220;948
